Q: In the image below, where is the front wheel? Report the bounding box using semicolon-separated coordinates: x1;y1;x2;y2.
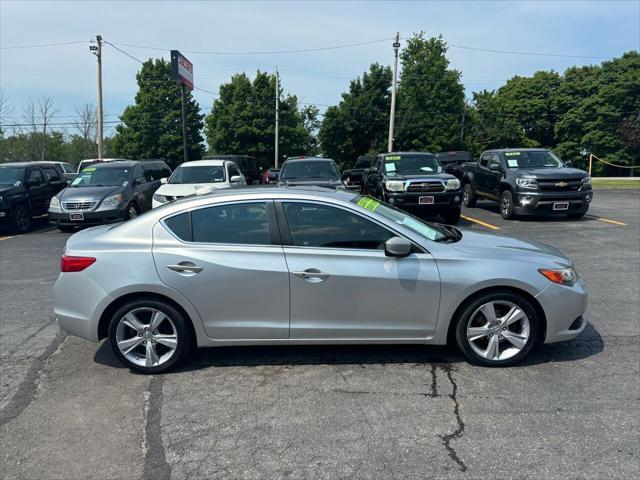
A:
126;203;139;220
499;190;516;220
108;298;193;374
455;291;540;367
10;204;31;233
442;208;461;225
462;183;476;207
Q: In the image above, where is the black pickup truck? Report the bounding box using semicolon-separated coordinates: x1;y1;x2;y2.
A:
361;152;462;224
341;155;372;189
461;148;593;219
436;151;474;180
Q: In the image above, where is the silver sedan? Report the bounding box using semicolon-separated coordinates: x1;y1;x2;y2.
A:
53;187;587;373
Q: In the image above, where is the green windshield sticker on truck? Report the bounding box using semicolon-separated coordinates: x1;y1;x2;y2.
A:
507;159;519;167
385;155;401;161
357;197;380;212
82;167;96;172
505;152;521;156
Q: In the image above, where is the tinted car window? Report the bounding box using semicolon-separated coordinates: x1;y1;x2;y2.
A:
142;163;155;182
169;165;226;184
488;154;502;170
280;161;339;180
283;202;394;249
27;169;45;185
43;167;61;182
192;202;270;245
133;165;146;184
71;167;130;187
0;167;25;185
228;163;242;178
480;153;491;167
354;157;371;169
383;154;440;175
165;213;192;241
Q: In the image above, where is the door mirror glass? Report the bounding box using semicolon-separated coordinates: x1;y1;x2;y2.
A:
230;175;243;183
160;177;168;184
384;236;412;258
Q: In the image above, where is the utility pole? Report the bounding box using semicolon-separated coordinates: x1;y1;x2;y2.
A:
90;35;104;159
388;32;400;153
180;84;188;163
460;108;466;143
275;67;280;169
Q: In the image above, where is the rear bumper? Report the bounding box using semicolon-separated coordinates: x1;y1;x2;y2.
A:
535;279;588;343
513;189;593;215
385;190;462;210
49;208;127;227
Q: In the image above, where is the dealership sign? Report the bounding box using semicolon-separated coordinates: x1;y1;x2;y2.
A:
171;50;193;90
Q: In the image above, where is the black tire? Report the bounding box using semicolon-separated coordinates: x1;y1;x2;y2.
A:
126;202;139;220
10;204;31;233
461;183;476;207
499;190;516;220
108;298;194;374
442;208;461;225
454;291;540;367
57;225;76;233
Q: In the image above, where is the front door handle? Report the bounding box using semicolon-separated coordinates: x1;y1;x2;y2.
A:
292;269;330;282
166;261;203;274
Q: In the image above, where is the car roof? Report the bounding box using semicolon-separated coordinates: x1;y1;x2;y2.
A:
283;157;336;164
488;148;549;153
87;160;138;168
383;151;436;156
177;159;226;167
0;162;60;167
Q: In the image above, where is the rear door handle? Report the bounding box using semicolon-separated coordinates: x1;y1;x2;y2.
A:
166;262;203;274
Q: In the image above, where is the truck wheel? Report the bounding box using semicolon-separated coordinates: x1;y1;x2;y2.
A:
443;208;461;225
10;204;31;233
462;183;476;207
500;190;516;220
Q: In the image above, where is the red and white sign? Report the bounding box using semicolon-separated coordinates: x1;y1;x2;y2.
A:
171;50;194;90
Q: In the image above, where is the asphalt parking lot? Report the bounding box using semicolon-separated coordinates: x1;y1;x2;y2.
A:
1;189;638;479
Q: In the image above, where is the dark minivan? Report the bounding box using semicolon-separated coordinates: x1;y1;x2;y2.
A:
48;160;171;231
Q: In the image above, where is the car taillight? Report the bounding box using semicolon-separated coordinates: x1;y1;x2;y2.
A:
60;255;96;272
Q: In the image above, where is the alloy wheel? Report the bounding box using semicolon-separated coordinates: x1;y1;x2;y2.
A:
500;194;511;217
115;307;178;368
466;300;530;361
15;207;30;232
127;205;138;219
462;186;470;205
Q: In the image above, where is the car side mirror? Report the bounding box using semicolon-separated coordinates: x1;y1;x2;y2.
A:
160;177;168;184
230;175;243;183
489;163;502;172
564;160;573;167
384;236;412;258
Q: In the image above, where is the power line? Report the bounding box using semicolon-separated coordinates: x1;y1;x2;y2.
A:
0;40;87;50
447;43;611;60
104;40;144;64
109;38;393;55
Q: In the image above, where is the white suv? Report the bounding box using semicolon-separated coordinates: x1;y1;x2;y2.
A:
152;159;246;208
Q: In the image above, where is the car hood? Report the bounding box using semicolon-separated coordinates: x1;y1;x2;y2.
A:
515;167;587;180
156;183;230;197
386;173;456;181
0;185;23;196
60;185;123;201
450;229;571;267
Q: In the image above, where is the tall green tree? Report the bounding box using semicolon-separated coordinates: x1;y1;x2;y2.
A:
395;34;465;152
112;59;204;168
204;71;313;167
318;63;391;165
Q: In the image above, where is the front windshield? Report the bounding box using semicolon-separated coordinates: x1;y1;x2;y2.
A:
352;195;454;242
71;167;130;187
0;167;25;185
280;161;339;180
169;165;226;184
504;150;563;169
384;154;442;175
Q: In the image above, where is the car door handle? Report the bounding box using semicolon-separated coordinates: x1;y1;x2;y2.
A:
166;262;203;274
292;269;329;282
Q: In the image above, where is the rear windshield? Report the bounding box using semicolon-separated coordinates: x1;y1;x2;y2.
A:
0;167;25;185
504;150;563;169
169;165;226;184
437;152;472;164
71;167;130;187
383;154;442;175
280;161;339;180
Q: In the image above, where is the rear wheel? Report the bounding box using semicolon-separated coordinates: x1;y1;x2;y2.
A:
442;208;461;225
10;204;31;233
455;291;540;367
499;190;516;220
108;298;193;374
462;183;476;208
126;203;139;220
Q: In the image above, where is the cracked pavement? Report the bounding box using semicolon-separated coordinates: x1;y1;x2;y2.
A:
1;189;638;479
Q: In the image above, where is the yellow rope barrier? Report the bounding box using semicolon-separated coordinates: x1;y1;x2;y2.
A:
589;153;640;175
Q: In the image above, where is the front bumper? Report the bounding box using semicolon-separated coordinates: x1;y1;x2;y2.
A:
513;189;593;215
536;279;588;343
49;208;127;227
385;190;462;210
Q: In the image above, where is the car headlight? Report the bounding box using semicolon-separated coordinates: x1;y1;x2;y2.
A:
445;178;460;191
153;193;169;204
516;176;538;190
539;266;578;287
49;196;62;212
581;176;591;187
384;180;405;192
96;194;124;211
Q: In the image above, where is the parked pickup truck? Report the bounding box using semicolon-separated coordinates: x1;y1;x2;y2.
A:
461;148;593;219
361;151;462;224
436;151;474;180
341;155;372;189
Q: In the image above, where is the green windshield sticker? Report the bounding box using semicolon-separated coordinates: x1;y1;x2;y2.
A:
385;155;401;161
357;197;380;212
505;152;521;156
82;167;96;172
507;159;519;167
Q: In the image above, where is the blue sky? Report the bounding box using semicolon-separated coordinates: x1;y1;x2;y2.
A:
1;0;638;136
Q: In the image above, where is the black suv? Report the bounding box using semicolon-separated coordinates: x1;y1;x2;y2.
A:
48;160;171;231
461;148;593;219
361;152;462;224
0;162;69;233
278;157;343;188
